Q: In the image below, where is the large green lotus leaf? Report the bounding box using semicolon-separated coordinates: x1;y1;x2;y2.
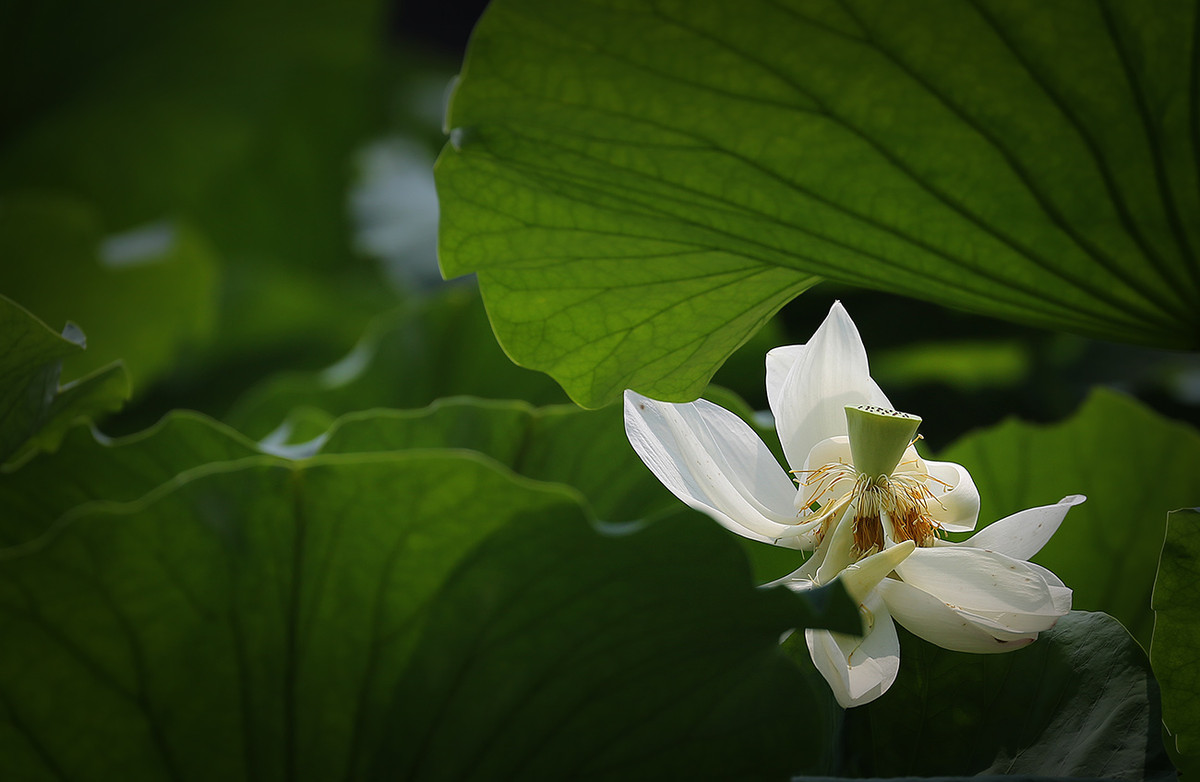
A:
225;289;568;441
438;0;1200;407
1152;507;1200;773
835;612;1173;779
0;194;217;388
0;397;675;555
937;388;1200;648
0;412;261;547
0;295;130;465
0;450;855;780
320;398;675;523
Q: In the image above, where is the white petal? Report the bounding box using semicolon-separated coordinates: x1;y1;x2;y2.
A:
922;459;980;532
623;390;811;547
876;578;1038;653
805;592;899;708
895;546;1067;633
771;302;891;470
838;541;915;602
958;495;1086;560
1025;561;1073;615
766;344;805;420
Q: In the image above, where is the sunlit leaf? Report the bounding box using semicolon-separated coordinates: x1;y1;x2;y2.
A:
937;388;1200;647
1152;507;1200;773
439;0;1200;406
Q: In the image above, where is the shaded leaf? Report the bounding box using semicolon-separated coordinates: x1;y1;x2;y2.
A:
937;388;1200;647
6;361;131;467
1152;507;1200;773
225;289;567;440
841;612;1174;779
0;295;129;464
0;450;852;780
439;0;1200;407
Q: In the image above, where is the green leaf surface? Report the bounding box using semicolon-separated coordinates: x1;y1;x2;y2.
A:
1152;507;1200;771
0;295;130;465
840;612;1174;779
0;448;853;780
1;396;677;556
225;289;567;441
6;361;131;467
0;194;218;387
439;0;1200;406
0;412;262;547
937;388;1200;648
0;296;82;462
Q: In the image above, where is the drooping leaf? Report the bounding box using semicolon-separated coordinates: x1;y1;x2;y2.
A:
838;612;1174;779
0;295;129;464
937;388;1200;647
0;449;854;781
438;0;1200;407
1152;507;1200;773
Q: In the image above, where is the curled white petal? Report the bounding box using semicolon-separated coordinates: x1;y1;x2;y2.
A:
771;302;890;471
623;390;813;547
895;546;1068;634
876;578;1038;653
805;592;899;708
923;459;980;532
958;495;1086;560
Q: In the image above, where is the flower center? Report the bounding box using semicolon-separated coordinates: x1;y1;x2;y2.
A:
848;473;941;556
793;405;943;559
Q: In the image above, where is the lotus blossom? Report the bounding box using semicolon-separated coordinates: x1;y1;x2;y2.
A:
624;302;1081;707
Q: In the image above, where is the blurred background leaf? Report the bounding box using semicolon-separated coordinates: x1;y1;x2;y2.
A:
0;295;129;465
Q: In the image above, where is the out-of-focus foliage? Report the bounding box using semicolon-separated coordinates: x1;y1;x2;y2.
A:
226;288;567;441
1;0;397;404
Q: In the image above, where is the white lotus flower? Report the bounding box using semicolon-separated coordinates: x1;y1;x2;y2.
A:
623;302;1081;708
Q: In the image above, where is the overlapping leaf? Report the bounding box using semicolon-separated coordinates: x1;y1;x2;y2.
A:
0;409;857;780
0;295;129;465
439;0;1200;406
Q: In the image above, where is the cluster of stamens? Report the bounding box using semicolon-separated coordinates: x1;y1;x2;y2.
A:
791;441;948;559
